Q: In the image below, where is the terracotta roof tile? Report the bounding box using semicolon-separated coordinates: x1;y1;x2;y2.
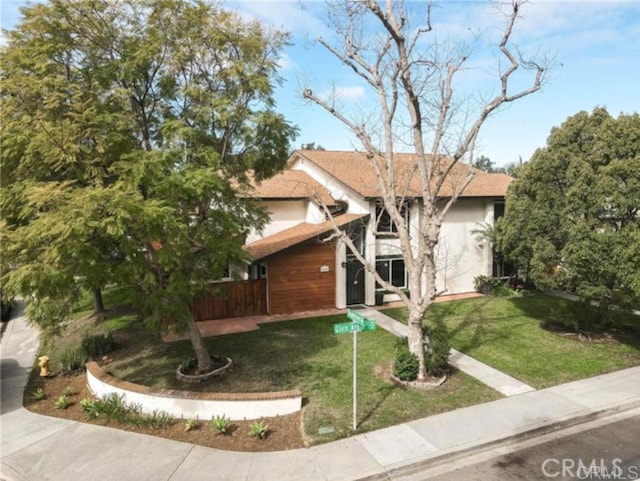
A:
295;150;512;198
244;213;368;260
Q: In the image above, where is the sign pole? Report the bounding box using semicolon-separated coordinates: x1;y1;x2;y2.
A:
353;329;357;431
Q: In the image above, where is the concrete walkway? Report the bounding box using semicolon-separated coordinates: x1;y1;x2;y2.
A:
3;304;640;481
356;307;535;397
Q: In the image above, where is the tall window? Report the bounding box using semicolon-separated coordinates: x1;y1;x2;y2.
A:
375;257;406;290
375;201;409;233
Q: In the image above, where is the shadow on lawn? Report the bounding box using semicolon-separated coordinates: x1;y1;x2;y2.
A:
507;295;640;350
426;298;524;354
108;316;343;393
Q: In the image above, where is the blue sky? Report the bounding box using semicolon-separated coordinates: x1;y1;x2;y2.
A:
2;1;639;167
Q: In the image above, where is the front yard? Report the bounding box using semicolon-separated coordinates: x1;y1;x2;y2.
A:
26;290;640;449
385;294;640;388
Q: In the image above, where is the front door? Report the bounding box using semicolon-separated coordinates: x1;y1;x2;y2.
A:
346;255;365;305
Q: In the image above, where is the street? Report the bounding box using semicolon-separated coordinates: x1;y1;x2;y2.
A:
409;412;640;481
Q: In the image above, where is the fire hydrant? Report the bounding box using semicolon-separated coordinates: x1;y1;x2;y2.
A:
38;356;50;377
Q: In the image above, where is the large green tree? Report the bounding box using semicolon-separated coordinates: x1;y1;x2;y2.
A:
1;0;297;370
498;107;640;316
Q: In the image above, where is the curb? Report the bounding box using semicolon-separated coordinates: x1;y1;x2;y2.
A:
381;398;640;481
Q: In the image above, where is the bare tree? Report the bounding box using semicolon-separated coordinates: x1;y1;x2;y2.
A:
303;0;548;379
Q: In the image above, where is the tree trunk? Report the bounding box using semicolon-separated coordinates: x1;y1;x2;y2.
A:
93;287;106;322
186;315;212;372
407;306;427;380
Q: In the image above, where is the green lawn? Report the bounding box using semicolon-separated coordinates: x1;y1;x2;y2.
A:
384;295;640;389
105;315;500;443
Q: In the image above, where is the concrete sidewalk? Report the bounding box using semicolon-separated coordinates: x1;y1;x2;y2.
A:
2;306;640;481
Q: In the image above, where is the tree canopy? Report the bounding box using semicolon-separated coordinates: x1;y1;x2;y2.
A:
498;107;640;313
0;0;297;370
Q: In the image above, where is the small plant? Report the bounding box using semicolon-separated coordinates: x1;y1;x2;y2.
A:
31;388;47;400
80;398;98;420
210;414;229;434
143;410;173;430
393;339;419;381
184;418;198;432
249;420;269;439
58;347;88;375
62;386;74;397
81;332;116;358
54;394;70;409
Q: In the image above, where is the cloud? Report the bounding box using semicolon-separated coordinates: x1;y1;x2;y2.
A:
230;1;328;39
326;86;366;102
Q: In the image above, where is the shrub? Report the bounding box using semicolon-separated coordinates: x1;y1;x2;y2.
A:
473;275;503;294
62;386;74;397
249;420;269;439
81;332;116;358
31;388;47;400
393;340;419;381
80;398;99;420
424;322;451;377
490;284;521;297
58;347;89;375
54;395;70;409
143;410;173;430
210;414;229;434
184;418;198;432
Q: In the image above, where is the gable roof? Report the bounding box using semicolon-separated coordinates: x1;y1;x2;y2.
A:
294;150;512;198
242;170;336;206
244;213;368;260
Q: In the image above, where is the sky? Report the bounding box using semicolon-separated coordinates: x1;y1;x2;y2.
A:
2;1;639;167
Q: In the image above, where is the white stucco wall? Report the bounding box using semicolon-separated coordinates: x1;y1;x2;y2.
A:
290;157;370;214
87;366;302;421
435;198;493;295
245;200;307;244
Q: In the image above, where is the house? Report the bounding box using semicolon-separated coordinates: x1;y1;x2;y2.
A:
190;150;512;321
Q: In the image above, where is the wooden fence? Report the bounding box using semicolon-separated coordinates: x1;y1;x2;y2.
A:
190;279;267;321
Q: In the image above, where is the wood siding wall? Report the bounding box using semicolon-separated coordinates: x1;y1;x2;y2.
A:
268;241;336;314
191;279;267;321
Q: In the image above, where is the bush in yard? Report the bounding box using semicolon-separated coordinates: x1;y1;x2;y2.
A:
393;338;419;381
473;275;503;295
81;332;116;358
58;347;89;375
424;322;451;377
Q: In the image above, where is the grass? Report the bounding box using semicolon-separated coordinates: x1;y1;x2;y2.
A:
384;295;640;389
43;287;640;444
105;314;500;443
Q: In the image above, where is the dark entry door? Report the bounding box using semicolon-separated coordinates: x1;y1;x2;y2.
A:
346;256;365;305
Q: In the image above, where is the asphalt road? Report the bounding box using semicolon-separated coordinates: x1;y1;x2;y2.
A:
420;415;640;481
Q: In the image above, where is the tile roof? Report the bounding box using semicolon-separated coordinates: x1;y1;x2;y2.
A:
244;213;368;260
294;150;512;198
242;170;336;206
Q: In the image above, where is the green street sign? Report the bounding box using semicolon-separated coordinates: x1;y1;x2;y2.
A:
360;320;376;331
347;309;366;324
334;322;363;334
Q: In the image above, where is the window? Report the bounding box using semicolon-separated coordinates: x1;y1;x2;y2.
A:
375;257;406;290
375;202;409;233
248;262;267;280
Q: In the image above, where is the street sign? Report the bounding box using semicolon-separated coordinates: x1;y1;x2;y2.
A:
333;310;378;431
347;309;367;324
333;322;363;334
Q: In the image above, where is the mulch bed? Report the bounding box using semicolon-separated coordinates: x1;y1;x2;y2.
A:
24;373;306;452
